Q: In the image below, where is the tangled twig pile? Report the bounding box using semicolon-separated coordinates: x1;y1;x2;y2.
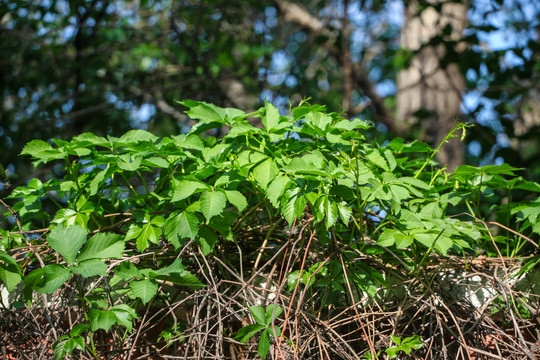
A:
1;221;538;359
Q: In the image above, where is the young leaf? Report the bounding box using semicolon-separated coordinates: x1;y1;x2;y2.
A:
320;196;338;229
47;225;88;265
69;324;89;337
334;118;369;131
21;139;65;163
114;262;143;280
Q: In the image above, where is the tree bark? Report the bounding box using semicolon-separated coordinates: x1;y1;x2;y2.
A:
396;0;468;171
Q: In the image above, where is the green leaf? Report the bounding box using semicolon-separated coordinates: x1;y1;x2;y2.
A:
334;118;370;131
34;264;71;294
262;100;281;131
281;188;302;226
89;309;118;332
69;324;89;337
118;129;158;144
419;202;443;219
454;163;521;177
366;150;390;171
129;279;158;304
389;184;409;202
142;157;169;168
114;262;143;280
394;233;414;249
111;306;135;332
400;177;430;190
305;111;332;132
110;304;138;332
386;347;401;359
200;190;227;222
266;173;288;208
282;157;327;176
224;190;248;212
377;229;397;247
53;339;68;360
258;329;271;359
227;121;263;138
337;202;352;225
264;304;283;325
171;134;205;150
71;259;108;278
382;148;397;171
167;271;206;289
197;226;219;255
63;336;85;354
253;158;279;190
165;211;199;247
21;139;64;163
317;196;338;229
434;235;453;255
249;306;266;325
413;231;437;248
234;323;266;343
48;225;87;265
135;222;161;252
77;233;124;262
117;154;142;171
0;252;23;292
73;132;109;147
89;167;112;196
202;143;229;163
151;259;186;276
179;100;243;124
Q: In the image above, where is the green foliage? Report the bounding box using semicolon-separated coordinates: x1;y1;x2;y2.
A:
234;305;283;359
385;335;424;359
0;100;538;358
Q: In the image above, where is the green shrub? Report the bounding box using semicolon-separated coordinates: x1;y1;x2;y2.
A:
1;100;538;359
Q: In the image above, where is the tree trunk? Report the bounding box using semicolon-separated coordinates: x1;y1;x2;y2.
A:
396;0;467;171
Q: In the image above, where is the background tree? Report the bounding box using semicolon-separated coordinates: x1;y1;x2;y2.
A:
396;0;468;171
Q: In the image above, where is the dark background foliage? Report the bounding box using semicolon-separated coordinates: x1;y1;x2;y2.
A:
1;0;539;187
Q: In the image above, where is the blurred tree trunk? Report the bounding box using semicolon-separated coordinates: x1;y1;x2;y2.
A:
396;0;468;171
